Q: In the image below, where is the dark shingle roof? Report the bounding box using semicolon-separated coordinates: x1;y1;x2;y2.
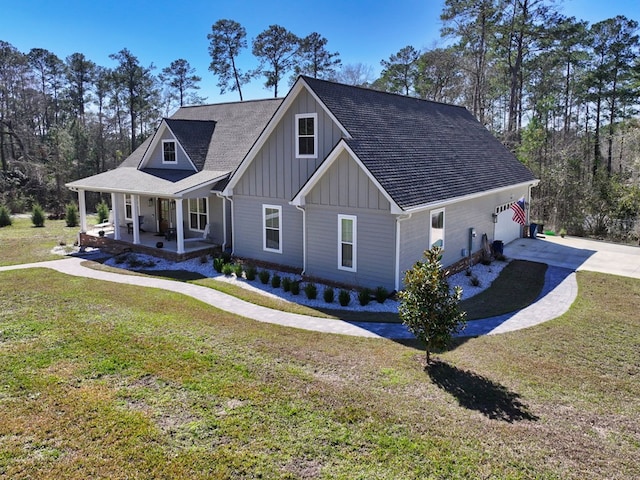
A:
165;119;216;171
171;99;282;172
302;77;537;210
118;98;282;174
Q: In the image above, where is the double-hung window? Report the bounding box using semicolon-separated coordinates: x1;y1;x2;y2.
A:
338;215;357;271
162;140;177;163
295;113;317;158
124;194;132;220
189;198;208;231
430;208;445;249
263;205;282;253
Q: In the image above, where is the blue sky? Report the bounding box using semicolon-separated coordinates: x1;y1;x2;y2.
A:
1;0;638;103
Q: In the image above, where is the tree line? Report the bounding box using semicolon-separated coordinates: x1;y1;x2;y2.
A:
1;0;639;242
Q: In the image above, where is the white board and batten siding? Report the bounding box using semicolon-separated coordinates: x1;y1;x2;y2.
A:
305;152;396;290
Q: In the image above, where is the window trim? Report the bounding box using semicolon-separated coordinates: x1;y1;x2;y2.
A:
262;204;282;254
188;197;208;232
338;214;357;272
162;139;177;164
124;194;132;221
430;208;445;250
295;113;318;159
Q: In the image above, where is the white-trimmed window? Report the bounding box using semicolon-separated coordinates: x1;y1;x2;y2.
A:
124;194;132;220
338;214;357;271
295;113;317;158
189;198;208;231
162;140;177;163
263;205;282;253
430;208;445;249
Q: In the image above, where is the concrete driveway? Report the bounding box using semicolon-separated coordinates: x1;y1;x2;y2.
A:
503;235;640;279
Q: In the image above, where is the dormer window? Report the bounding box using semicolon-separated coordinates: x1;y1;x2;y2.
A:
162;140;177;163
295;113;317;158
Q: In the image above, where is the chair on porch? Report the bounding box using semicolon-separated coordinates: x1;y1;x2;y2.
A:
94;210;114;232
184;224;211;244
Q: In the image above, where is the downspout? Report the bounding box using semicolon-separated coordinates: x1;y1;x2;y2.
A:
215;192;228;252
394;213;412;292
227;195;235;254
295;205;306;275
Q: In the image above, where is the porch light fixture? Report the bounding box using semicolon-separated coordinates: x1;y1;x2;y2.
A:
492;212;499;223
148;198;154;207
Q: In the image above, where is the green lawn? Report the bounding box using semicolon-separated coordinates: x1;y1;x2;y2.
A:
0;216;88;266
1;217;547;322
0;266;638;479
105;259;547;323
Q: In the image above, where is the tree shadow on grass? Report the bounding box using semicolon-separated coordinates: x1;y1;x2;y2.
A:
427;360;539;423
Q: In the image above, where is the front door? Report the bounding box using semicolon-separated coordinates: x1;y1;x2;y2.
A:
157;199;170;234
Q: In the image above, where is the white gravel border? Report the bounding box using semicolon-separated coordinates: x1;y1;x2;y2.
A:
94;251;509;313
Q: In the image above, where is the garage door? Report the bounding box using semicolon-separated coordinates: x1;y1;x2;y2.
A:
494;208;522;244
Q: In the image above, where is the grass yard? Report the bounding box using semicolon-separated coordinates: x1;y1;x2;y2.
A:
0;266;638;479
123;260;547;323
0;216;85;266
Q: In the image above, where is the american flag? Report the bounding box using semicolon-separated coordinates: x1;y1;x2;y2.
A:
511;197;526;225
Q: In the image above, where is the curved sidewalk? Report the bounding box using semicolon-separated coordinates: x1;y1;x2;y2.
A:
0;255;577;339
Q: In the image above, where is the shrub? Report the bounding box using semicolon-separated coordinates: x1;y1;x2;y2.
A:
271;274;281;288
304;283;317;300
233;263;244;278
358;288;371;306
258;270;270;284
290;280;300;295
222;263;233;276
323;286;335;303
338;289;351;306
221;251;232;264
282;277;291;292
245;265;257;281
374;286;388;304
0;205;12;227
470;275;480;287
398;246;466;364
31;203;45;227
96;201;109;224
213;257;225;273
199;254;208;264
65;203;78;227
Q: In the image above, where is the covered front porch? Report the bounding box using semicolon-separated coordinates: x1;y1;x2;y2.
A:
80;223;220;261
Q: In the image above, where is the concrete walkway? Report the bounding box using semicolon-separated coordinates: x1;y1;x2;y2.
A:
1;236;636;339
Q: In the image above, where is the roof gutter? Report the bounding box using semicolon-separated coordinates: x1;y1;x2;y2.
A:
400;180;540;215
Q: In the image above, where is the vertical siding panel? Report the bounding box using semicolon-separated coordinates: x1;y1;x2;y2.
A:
269;129;277;197
358;167;368;208
284;118;293;199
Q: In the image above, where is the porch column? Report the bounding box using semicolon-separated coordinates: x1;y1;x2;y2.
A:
111;192;121;240
132;194;141;245
175;198;185;254
78;189;87;233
